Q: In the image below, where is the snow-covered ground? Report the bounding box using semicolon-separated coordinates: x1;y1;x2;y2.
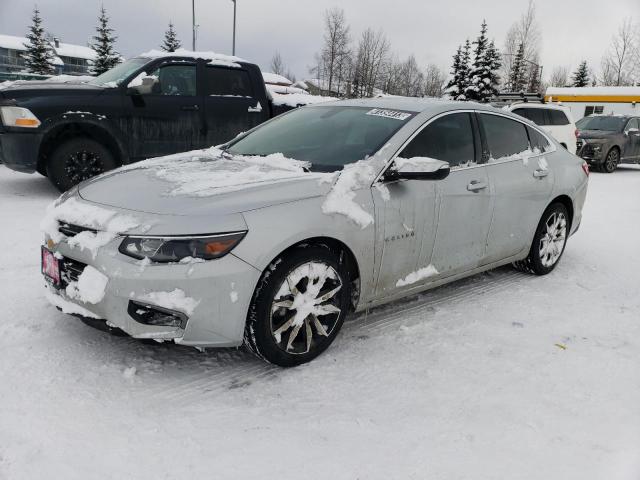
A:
1;164;639;479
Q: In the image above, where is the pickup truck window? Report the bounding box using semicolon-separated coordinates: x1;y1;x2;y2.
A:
88;57;148;87
226;106;413;172
146;65;197;96
205;67;254;97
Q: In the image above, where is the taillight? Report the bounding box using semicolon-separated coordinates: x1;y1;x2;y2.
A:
575;129;579;138
581;162;589;177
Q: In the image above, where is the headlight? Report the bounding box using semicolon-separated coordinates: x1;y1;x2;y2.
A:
0;106;41;128
119;231;247;263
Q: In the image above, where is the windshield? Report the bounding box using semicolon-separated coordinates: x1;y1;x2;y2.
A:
577;116;626;132
226;106;415;172
88;58;149;87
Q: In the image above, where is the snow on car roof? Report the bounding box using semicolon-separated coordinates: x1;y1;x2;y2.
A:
139;48;245;68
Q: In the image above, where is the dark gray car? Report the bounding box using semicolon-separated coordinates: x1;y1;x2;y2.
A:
576;115;640;173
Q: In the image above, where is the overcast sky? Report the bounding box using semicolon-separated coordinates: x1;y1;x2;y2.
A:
0;0;638;80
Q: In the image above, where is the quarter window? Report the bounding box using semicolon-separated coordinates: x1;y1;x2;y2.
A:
399;113;476;167
481;114;530;160
205;67;254;97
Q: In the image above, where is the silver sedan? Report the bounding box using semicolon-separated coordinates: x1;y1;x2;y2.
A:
41;98;589;366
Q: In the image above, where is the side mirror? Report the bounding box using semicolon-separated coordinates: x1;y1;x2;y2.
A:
126;75;158;95
626;128;640;136
385;157;451;181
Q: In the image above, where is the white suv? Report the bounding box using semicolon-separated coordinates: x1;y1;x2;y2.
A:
508;103;577;154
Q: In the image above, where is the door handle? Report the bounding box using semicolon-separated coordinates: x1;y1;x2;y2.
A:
181;105;199;111
467;180;488;192
248;102;263;113
533;169;549;178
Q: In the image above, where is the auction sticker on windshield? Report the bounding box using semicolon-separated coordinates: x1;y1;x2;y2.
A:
366;109;412;121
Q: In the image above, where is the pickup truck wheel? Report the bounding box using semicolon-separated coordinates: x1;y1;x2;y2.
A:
244;245;351;367
47;137;118;192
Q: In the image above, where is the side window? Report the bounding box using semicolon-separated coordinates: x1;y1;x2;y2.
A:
205;67;254;97
548;109;570;126
527;126;552;153
513;108;546;125
147;64;197;96
481;114;530;160
625;118;639;132
399;113;475;167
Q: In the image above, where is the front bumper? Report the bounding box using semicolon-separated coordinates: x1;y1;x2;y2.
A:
0;131;42;173
45;236;262;348
576;141;606;164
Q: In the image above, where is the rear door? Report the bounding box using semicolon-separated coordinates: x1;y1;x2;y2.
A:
126;60;204;159
202;65;269;146
480;112;554;263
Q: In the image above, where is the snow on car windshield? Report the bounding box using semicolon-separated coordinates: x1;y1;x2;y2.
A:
226;106;415;172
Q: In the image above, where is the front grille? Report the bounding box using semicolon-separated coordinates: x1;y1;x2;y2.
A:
60;256;87;285
58;222;97;238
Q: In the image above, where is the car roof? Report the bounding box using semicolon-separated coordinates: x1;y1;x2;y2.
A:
311;96;508;115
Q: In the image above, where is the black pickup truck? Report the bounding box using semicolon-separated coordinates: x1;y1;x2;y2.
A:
0;52;294;191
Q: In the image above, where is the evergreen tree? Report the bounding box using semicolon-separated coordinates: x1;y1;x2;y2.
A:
161;21;181;52
527;63;541;93
458;39;472;100
508;42;526;91
466;20;489;101
571;61;590;87
91;6;121;75
483;40;502;99
23;7;55;75
445;40;471;101
445;45;463;99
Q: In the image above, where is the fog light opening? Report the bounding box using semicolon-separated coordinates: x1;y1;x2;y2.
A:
128;301;188;329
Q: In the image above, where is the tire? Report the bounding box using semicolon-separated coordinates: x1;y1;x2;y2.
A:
513;203;570;276
244;245;352;367
602;147;620;174
47;137;118;192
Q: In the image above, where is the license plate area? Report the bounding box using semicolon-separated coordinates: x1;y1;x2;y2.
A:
41;246;61;288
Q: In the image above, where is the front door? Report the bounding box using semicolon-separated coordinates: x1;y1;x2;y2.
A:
126;61;203;160
202;65;269;146
623;118;640;161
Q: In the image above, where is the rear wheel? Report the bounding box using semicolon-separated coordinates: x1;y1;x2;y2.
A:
602;147;619;173
47;137;118;192
513;203;569;276
244;245;351;367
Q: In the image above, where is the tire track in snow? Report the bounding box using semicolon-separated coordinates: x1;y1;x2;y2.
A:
143;268;531;404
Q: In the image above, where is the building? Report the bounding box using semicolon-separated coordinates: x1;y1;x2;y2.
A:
545;87;640;121
0;33;96;81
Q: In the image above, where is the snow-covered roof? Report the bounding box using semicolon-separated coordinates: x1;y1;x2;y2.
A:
0;34;94;61
262;72;292;86
546;86;640;97
55;42;96;60
139;48;244;68
266;84;308;96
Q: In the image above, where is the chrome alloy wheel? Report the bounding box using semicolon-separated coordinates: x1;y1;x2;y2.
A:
539;212;567;268
270;262;342;355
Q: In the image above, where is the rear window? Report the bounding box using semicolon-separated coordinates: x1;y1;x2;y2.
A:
513;108;546;125
205;67;254;97
481;114;530;160
548;109;570;126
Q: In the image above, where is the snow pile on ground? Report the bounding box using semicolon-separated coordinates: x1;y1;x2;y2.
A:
396;265;439;287
40;197;140;245
124;147;311;197
65;265;109;305
139;48;243;68
322;160;377;228
262;72;292;86
139;289;200;316
270;91;335;107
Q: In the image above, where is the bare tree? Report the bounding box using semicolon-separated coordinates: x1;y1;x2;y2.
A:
320;7;352;95
352;28;391;97
600;18;636;86
270;51;285;76
502;0;541;88
549;66;569;87
423;63;447;97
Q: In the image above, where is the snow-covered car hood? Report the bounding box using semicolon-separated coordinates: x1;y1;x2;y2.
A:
78;148;334;217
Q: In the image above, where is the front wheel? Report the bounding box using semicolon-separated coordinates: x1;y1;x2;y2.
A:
244;245;352;367
602;147;619;173
47;137;118;192
513;203;569;275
